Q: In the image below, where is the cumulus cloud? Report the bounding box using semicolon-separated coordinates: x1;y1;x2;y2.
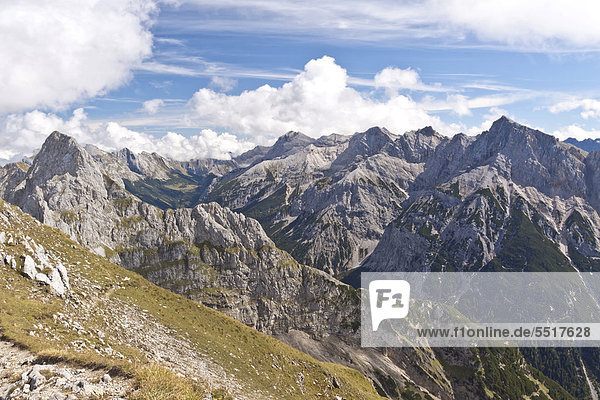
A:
210;76;237;92
374;67;442;92
549;98;600;119
0;109;255;164
142;99;165;114
178;0;600;51
0;0;156;113
188;56;459;138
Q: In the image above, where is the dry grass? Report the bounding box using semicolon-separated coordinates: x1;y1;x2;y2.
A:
133;365;206;400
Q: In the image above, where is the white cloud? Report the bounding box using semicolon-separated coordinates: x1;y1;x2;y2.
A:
0;0;156;114
422;92;536;115
0;109;255;164
142;99;165;114
552;124;600;141
188;56;461;138
445;95;471;117
549;98;600;119
437;0;600;50
210;76;237;92
137;61;200;76
374;67;443;93
176;0;600;51
375;67;420;90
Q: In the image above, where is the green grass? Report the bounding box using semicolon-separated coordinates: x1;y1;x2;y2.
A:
485;209;573;272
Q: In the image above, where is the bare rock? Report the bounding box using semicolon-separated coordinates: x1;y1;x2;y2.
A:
22;254;37;279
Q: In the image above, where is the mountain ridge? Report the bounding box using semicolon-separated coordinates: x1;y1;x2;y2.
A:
0;131;449;399
2;118;600;399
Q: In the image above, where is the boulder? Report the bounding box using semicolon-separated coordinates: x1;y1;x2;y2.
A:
48;268;66;296
22;255;37;279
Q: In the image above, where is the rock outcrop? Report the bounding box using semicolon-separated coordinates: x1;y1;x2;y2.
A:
0;229;70;297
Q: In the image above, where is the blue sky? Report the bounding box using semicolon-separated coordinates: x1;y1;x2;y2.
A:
2;0;600;162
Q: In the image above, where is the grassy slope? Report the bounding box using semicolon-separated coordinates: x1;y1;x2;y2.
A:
0;199;383;400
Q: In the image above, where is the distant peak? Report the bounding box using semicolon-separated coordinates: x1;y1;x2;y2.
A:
415;126;438;137
564;137;600;152
487;116;530;138
263;130;315;160
26;131;97;181
115;147;136;159
490;115;517;130
282;130;303;138
40;131;82;154
364;126;393;137
484;116;561;149
275;131;313;144
497;115;513;123
47;130;77;144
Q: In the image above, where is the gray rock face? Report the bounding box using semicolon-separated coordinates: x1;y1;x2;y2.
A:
0;162;28;199
0;132;357;338
415;116;588;198
205;126;445;275
362;120;600;274
262;131;315;160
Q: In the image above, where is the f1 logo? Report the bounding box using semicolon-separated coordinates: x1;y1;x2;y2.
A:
369;280;411;331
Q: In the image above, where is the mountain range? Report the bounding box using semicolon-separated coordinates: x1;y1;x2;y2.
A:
2;116;600;399
565;137;600;153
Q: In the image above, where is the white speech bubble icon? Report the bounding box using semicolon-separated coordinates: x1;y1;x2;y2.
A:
369;280;411;331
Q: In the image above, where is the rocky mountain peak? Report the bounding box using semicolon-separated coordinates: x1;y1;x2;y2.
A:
190;202;274;250
479;115;562;153
112;147;172;178
486;115;555;145
394;126;447;163
327;126;396;171
263;130;314;160
281;130;309;140
414;126;438;137
490;114;514;127
26;131;99;183
348;126;396;153
363;126;394;138
232;145;270;167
